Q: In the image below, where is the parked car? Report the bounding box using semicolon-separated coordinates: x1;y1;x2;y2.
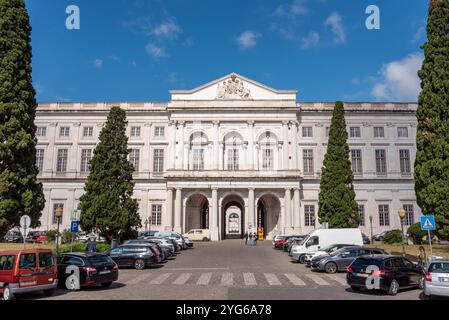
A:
123;239;169;260
0;249;58;300
107;244;161;270
272;235;287;246
423;259;449;300
183;229;210;241
291;228;364;264
138;230;158;239
57;253;118;290
147;238;176;256
184;237;194;248
304;244;356;266
274;239;287;250
3;231;24;243
372;231;388;242
155;232;187;250
76;233;107;243
362;233;371;244
282;235;306;252
311;246;387;273
25;231;48;244
347;255;425;295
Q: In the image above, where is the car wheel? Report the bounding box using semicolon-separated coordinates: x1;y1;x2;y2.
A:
424;294;432;301
202;237;208;241
101;282;113;288
43;289;55;297
325;262;338;274
351;285;361;292
387;280;399;296
2;285;14;301
134;259;145;270
299;255;307;264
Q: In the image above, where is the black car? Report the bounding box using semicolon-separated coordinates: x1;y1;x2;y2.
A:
347;255;425;295
311;246;387;273
4;231;24;243
107;244;161;270
57;253;119;290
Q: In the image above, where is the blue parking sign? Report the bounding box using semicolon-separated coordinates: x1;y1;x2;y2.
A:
420;215;436;231
71;221;80;233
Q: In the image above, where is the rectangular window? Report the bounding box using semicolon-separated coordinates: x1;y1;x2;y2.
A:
59;127;70;137
36;149;45;173
153;149;164;173
350;149;363;175
303;149;314;174
262;149;273;171
131;126;141;137
358;204;365;226
349;127;361;138
399;149;411;174
36;127;47;137
129;149;140;172
193;149;204;170
302;127;313;138
378;205;390;226
151;204;162;225
56;149;68;172
375;149;387;175
52;203;64;224
403;204;414;226
80;149;92;173
305;205;315;227
227;149;239;171
83;127;93;137
374;127;385;138
154;126;165;137
397;127;409;138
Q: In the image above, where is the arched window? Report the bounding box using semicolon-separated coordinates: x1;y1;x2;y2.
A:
224;132;243;171
189;132;209;170
258;131;278;171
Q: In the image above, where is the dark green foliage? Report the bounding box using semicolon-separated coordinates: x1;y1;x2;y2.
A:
79;107;141;241
56;242;111;254
0;0;45;237
407;223;430;245
414;0;449;239
382;230;404;245
318;101;359;228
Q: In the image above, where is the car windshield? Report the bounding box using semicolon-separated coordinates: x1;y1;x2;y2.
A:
429;262;449;273
321;244;340;253
87;255;114;266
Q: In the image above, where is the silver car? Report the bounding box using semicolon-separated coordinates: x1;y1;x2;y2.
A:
424;260;449;300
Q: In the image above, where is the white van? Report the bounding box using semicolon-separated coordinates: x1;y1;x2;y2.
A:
183;229;210;241
290;228;363;263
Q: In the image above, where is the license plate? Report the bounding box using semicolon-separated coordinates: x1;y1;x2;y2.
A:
438;277;449;282
99;270;111;275
354;273;368;278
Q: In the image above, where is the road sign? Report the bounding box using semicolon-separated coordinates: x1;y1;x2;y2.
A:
71;221;80;233
20;215;31;229
421;215;436;231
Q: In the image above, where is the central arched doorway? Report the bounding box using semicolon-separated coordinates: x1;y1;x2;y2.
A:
185;194;209;232
221;194;245;239
257;194;281;240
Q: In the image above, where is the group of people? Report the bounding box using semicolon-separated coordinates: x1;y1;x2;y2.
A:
244;231;258;246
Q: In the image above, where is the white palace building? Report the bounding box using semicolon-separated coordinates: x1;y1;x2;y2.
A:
34;73;420;241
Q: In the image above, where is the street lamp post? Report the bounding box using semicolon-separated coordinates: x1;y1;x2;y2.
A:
55;207;63;255
369;215;374;244
398;208;407;257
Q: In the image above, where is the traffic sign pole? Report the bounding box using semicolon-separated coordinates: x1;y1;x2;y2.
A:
428;230;433;257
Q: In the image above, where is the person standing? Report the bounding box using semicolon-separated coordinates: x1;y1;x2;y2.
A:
244;231;248;245
417;246;427;270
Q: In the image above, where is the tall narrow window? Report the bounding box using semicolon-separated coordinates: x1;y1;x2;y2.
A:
403;204;414;226
305;205;315;227
53;203;64;224
129;149;140;172
59;127;70;137
303;149;314;174
350;149;363;175
83;127;93;137
80;149;92;173
302;127;313;138
154;126;165;137
150;204;162;225
262;149;273;170
378;205;390;226
397;127;408;138
358;204;365;226
153;149;164;173
227;149;239;171
56;149;68;172
374;127;385;138
399;150;411;174
36;127;47;137
375;149;387;175
36;149;45;173
130;126;141;137
193;149;204;170
349;127;361;138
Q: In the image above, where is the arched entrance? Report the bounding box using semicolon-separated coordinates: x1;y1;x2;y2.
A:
257;194;281;240
221;194;245;239
185;194;209;232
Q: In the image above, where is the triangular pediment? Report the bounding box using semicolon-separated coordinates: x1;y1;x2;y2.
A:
170;73;297;101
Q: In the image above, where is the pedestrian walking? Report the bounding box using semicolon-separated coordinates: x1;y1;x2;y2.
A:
87;236;97;253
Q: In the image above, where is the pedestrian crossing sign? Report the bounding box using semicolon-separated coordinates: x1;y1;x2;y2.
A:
420;215;436;231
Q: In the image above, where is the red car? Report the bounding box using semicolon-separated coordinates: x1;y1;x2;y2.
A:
274;239;286;250
0;249;58;300
25;231;48;244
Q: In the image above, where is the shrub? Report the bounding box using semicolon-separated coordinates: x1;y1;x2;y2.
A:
46;229;57;242
407;223;428;245
382;229;404;244
56;242;111;254
61;229;76;244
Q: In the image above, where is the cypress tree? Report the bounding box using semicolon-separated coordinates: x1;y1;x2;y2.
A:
0;0;45;236
79;107;141;241
414;0;449;238
318;101;359;228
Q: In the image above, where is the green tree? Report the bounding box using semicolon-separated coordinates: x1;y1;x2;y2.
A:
0;0;45;237
414;0;449;239
318;101;359;228
79;107;141;241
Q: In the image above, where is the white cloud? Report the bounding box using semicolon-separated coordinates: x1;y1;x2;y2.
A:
166;72;182;84
412;26;426;43
236;30;262;50
274;0;309;19
371;53;423;101
151;18;182;39
300;31;319;49
324;12;346;44
93;59;103;68
145;43;168;59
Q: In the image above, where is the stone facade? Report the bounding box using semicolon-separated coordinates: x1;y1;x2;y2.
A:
34;73;419;240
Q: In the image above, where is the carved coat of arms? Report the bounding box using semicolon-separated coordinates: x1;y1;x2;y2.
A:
216;74;252;100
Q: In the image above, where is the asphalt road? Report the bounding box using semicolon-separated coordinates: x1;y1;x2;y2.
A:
24;240;427;300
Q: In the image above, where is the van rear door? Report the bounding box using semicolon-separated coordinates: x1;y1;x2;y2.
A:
17;252;39;288
37;251;56;286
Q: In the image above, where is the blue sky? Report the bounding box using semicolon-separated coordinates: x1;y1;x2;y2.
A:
26;0;428;103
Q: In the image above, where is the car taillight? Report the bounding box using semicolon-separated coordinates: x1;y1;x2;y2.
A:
346;267;353;273
372;270;386;277
83;266;97;273
112;264;118;271
425;272;432;282
151;251;157;257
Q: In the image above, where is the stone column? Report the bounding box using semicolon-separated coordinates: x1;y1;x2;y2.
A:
168;121;176;170
210;188;219;241
165;188;174;231
293;188;301;232
291;121;298;170
213;121;220;170
248;188;255;230
247;121;255;170
179;121;185;170
282;121;289;170
284;188;292;233
174;188;182;233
